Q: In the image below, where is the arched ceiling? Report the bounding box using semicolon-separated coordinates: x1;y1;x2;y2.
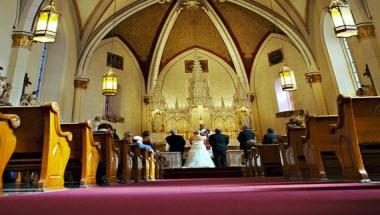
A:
72;0;310;41
161;8;231;66
71;0;311;85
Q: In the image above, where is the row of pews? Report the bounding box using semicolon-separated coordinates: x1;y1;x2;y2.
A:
254;95;380;182
0;102;159;193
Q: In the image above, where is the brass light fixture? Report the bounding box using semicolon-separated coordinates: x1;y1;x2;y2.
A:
102;69;118;96
33;0;59;43
268;0;297;91
329;0;358;38
279;66;297;91
102;0;118;96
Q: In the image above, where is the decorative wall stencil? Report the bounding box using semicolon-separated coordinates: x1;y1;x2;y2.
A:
107;52;124;70
268;49;283;66
185;60;208;73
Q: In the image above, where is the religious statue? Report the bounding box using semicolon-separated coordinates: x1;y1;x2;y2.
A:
0;76;12;105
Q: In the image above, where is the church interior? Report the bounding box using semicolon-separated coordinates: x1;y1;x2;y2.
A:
1;0;380;214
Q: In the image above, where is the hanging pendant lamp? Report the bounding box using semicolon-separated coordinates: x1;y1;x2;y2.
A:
329;0;358;38
102;69;118;96
279;66;297;91
33;0;59;43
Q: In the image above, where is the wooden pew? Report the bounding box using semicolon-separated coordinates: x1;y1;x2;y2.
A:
0;102;71;190
284;126;308;178
329;95;380;181
256;144;283;176
114;139;133;183
303;115;340;179
61;122;100;187
93;131;118;184
0;113;20;193
140;148;149;181
129;144;142;182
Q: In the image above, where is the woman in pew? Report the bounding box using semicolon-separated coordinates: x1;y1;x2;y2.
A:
132;136;154;152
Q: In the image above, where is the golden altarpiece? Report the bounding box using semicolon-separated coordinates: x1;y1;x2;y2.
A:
148;57;253;146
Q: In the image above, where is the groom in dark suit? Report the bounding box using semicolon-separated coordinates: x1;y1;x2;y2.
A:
209;128;229;167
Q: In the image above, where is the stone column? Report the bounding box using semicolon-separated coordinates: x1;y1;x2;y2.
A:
7;33;33;105
305;72;328;115
72;78;89;122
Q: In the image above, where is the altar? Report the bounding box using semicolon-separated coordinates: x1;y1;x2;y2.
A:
147;56;254;142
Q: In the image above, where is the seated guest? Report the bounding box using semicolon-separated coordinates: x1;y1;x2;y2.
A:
142;131;156;151
262;128;278;144
98;123;120;140
123;131;133;144
132;136;154;152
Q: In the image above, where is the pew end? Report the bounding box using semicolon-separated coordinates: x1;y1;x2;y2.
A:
332;95;380;182
0;113;20;193
61;122;100;187
93;131;118;185
0;102;71;191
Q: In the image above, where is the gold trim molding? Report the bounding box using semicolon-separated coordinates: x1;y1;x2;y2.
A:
74;78;90;89
12;33;33;49
357;23;376;41
305;72;322;83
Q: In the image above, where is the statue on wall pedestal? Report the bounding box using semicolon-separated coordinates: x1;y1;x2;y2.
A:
152;110;165;132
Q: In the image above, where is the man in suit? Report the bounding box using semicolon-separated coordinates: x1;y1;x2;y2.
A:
166;129;186;165
166;129;186;153
209;128;229;167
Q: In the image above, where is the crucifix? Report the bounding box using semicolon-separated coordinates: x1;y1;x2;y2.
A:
363;64;378;96
20;73;32;103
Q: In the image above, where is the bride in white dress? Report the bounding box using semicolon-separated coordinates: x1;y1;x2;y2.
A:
183;130;215;168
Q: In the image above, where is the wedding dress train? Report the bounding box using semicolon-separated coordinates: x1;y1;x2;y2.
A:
183;139;215;168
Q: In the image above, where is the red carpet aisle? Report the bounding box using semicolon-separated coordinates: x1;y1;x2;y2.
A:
1;178;380;215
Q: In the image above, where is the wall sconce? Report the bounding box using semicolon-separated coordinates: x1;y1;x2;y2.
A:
33;0;59;43
329;0;358;38
279;66;297;91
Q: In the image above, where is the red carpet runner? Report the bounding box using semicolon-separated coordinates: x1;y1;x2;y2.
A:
1;177;380;215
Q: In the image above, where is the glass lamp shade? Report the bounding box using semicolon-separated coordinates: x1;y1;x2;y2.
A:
329;0;357;38
279;66;297;91
102;69;118;96
33;1;59;43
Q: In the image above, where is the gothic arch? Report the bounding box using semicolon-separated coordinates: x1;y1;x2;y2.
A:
14;0;44;33
156;48;240;94
96;37;146;93
77;0;318;96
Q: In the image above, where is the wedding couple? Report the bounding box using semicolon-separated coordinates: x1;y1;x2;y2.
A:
183;127;229;168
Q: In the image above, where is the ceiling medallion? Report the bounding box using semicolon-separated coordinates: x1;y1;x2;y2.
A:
180;0;205;8
158;0;206;9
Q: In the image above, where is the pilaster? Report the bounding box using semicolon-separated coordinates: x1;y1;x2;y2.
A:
72;78;90;122
7;33;33;105
305;72;328;115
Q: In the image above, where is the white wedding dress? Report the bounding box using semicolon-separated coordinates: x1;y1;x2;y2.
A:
184;139;215;168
